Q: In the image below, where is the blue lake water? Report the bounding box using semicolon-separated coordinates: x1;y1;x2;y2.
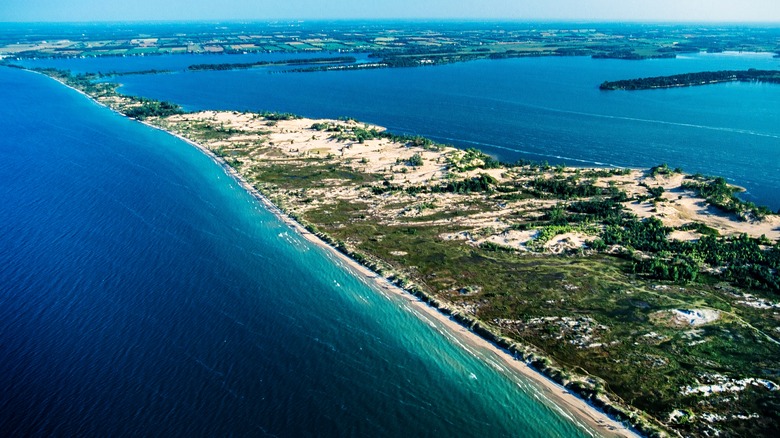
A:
66;51;778;210
0;67;594;436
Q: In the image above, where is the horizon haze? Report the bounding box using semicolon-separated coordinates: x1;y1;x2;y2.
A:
2;0;779;23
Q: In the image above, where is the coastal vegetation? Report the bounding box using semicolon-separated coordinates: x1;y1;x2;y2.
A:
34;68;183;119
680;174;775;221
123;98;183;119
168;112;779;437
33;67;780;438
592;50;677;60
187;56;357;71
600;69;780;90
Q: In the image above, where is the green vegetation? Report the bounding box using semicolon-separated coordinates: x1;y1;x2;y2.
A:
437;174;497;193
367;158;778;294
252;162;379;189
649;163;682;177
578;167;633;178
33;68;119;97
123;97;183;119
527;223;597;251
258;111;301;121
187;56;357;71
592;50;677;60
362;156;779;295
96;69;172;77
681;175;775;220
176;117;780;436
297;186;780;437
600;214;780;291
310;121;438;149
527;175;608;199
408;153;424;167
601;69;780;90
34;68;183;120
448;148;501;171
567;197;625;221
525;189;780;291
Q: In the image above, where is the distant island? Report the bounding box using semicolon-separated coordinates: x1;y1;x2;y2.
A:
28;66;780;438
600;69;780;90
187;56;357;71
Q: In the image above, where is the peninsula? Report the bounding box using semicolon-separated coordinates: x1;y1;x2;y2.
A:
186;56;358;71
600;69;780;90
31;67;780;438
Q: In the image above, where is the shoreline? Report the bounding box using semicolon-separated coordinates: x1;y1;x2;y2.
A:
34;69;641;436
182;134;642;438
153;116;641;438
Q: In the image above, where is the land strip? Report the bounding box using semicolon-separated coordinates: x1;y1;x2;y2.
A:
26;67;780;437
600;69;780;90
186;56;358;71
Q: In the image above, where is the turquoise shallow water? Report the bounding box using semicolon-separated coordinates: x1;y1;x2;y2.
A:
0;67;595;436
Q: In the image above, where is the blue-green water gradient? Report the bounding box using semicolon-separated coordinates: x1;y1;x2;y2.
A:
0;67;594;436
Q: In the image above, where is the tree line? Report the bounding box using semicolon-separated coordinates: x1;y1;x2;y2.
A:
188;56;357;71
600;69;780;90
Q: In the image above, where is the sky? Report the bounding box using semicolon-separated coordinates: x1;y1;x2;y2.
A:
1;0;779;22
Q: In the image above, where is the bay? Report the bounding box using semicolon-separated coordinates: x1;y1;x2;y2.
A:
94;52;780;210
0;67;592;436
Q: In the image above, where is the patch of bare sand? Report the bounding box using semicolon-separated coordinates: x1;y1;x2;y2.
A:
484;229;538;251
544;232;591;253
621;172;779;241
668;230;701;242
652;309;722;327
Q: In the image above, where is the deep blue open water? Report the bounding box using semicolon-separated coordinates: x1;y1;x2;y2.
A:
92;51;779;210
0;67;594;436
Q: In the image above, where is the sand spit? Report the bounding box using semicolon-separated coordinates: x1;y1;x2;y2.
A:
156;111;640;437
37;72;780;437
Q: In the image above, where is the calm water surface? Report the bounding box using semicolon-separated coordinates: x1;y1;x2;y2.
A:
0;67;593;436
93;52;779;209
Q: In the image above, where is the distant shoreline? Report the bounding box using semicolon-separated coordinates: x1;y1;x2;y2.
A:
4;21;778;75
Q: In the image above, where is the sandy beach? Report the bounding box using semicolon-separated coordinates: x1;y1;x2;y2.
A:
39;101;638;435
39;70;780;437
144;114;641;437
216;156;640;438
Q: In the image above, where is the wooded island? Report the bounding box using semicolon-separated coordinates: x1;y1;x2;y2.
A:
600;69;780;90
